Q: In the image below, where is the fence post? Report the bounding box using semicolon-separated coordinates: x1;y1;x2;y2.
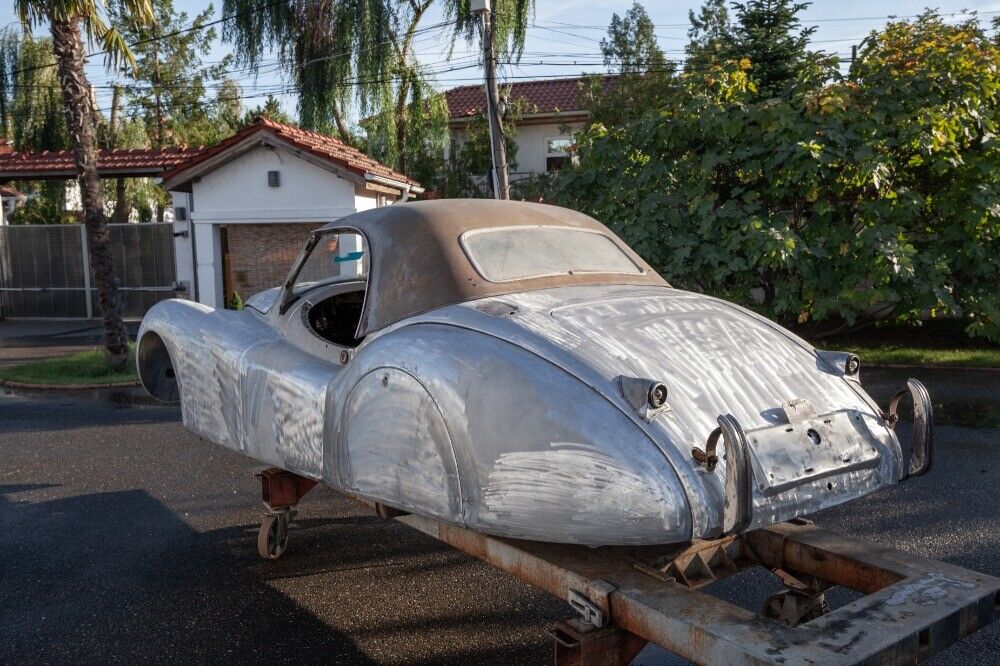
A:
80;224;93;320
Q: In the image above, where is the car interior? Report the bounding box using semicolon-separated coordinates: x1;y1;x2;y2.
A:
306;289;366;347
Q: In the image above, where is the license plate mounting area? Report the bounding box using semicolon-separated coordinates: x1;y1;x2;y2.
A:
746;405;882;497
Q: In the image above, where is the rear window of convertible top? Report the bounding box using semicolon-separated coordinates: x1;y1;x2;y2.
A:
459;226;643;283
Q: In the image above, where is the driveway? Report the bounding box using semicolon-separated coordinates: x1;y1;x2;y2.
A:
0;383;997;665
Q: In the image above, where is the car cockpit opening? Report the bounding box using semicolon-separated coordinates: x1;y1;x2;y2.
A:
307;290;366;347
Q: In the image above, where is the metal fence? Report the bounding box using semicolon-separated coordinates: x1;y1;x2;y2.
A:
0;223;177;319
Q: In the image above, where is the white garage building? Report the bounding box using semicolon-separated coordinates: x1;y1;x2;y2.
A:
160;117;421;309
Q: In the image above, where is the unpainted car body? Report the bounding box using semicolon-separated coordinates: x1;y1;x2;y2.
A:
138;200;931;546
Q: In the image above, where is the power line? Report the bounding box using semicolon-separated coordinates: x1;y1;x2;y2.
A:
10;0;290;77
533;10;1000;31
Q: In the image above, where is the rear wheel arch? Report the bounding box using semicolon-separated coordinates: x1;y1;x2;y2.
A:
137;330;180;402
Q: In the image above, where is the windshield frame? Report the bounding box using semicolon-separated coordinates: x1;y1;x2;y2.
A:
278;226;370;320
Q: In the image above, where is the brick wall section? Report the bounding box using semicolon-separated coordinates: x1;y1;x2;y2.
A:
224;223;325;300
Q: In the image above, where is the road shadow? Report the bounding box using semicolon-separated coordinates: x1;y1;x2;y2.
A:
862;367;1000;429
0;485;377;664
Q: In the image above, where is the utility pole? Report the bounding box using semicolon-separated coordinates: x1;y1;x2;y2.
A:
472;0;510;200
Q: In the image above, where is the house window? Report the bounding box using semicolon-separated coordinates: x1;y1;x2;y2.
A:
545;137;574;172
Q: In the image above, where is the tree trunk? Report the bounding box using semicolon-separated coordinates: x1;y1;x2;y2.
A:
50;17;129;370
330;97;351;143
391;6;428;174
112;178;129;224
108;86;129;224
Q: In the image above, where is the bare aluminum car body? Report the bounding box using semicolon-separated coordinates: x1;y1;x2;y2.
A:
137;200;931;546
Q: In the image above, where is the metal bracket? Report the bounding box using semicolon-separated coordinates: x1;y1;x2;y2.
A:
255;467;318;511
618;376;671;422
692;414;754;535
882;378;934;480
568;589;606;628
550;618;647;666
763;567;832;626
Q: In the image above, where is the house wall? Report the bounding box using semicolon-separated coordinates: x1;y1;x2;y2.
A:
191;145;359;223
171;191;194;299
223;222;324;300
169;144;394;308
450;119;584;180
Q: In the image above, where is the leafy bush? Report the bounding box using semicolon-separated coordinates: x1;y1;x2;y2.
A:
553;12;1000;341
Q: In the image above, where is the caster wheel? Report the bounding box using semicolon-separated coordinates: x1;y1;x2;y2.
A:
258;511;290;560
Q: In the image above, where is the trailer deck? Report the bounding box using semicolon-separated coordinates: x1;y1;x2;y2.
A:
256;469;1000;665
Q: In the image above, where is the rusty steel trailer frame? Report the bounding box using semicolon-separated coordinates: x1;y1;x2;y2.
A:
255;469;1000;665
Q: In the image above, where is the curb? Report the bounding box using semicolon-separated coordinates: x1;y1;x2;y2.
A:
0;379;141;390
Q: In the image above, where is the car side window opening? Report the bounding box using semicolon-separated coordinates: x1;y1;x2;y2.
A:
290;231;368;347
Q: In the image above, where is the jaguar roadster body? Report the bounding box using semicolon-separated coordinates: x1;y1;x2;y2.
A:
137;200;931;546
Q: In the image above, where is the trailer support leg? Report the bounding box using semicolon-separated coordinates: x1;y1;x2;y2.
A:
551;618;646;666
254;468;317;560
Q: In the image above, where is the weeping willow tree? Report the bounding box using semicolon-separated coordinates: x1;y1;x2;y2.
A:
0;29;70;151
221;0;534;175
0;30;71;226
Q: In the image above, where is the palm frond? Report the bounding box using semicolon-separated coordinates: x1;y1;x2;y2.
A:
99;26;137;70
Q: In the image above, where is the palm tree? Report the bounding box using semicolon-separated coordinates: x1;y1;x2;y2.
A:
15;0;154;370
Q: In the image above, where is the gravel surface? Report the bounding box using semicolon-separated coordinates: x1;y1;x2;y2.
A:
1;385;997;665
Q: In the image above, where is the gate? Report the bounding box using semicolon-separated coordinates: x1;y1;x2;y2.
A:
0;223;177;319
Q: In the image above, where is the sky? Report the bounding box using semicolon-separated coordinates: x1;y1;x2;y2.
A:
4;0;1000;128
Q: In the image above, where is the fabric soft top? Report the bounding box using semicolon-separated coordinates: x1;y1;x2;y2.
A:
319;199;669;335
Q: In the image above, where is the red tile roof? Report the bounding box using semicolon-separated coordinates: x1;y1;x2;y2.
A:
0;146;203;179
444;75;618;120
0;184;23;197
159;117;419;189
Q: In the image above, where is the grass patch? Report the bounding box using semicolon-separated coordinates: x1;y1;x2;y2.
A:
802;320;1000;369
0;345;137;386
835;345;1000;368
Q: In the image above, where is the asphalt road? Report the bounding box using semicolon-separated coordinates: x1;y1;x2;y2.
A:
1;384;997;665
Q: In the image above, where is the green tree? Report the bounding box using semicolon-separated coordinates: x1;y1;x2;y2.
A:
685;0;732;71
685;0;825;98
15;0;155;369
583;2;676;127
602;1;666;75
220;0;534;175
242;95;295;126
728;1;816;97
437;101;520;198
108;0;241;222
0;30;72;226
114;0;234;148
0;30;69;151
554;12;1000;342
213;78;244;134
849;12;1000;340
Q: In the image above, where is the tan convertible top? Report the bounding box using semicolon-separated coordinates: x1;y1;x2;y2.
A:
320;199;668;335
